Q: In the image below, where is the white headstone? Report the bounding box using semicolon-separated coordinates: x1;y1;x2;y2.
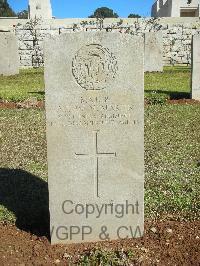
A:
45;32;144;244
144;32;163;72
29;0;52;19
191;34;200;100
0;33;20;76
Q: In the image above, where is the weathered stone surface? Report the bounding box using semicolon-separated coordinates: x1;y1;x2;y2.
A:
144;32;163;72
0;33;20;76
191;34;200;100
45;32;144;244
15;18;200;67
29;0;52;19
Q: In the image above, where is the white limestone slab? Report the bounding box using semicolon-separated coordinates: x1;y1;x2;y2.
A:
0;33;19;76
145;32;163;72
45;32;144;244
191;34;200;100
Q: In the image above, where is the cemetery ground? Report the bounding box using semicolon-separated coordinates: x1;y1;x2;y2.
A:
0;66;200;265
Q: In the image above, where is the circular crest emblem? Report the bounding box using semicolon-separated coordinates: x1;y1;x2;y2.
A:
72;44;118;90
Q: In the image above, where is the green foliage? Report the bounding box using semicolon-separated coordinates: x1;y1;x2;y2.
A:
0;68;44;102
74;248;134;265
89;7;119;18
128;13;141;18
17;9;28;19
146;91;169;105
145;66;191;100
0;0;16;17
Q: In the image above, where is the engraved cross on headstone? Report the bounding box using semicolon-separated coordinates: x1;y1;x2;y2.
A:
75;130;117;198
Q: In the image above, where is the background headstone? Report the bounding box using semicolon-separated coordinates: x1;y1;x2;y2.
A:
144;32;163;72
45;32;144;244
0;33;20;76
191;34;200;100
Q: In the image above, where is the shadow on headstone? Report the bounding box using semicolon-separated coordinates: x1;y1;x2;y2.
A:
0;168;50;238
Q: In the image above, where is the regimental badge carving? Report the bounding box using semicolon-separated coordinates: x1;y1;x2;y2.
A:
72;44;118;90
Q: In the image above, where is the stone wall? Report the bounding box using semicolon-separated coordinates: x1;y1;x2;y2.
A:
2;17;200;67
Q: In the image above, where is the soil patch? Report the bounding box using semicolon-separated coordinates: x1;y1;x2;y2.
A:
1;99;200;110
0;220;199;265
168;99;200;105
0;100;44;109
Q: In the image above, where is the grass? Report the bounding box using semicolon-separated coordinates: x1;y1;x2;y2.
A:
0;104;199;226
0;66;199;240
0;110;47;231
145;66;191;100
145;104;200;220
0;68;44;102
0;66;191;102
